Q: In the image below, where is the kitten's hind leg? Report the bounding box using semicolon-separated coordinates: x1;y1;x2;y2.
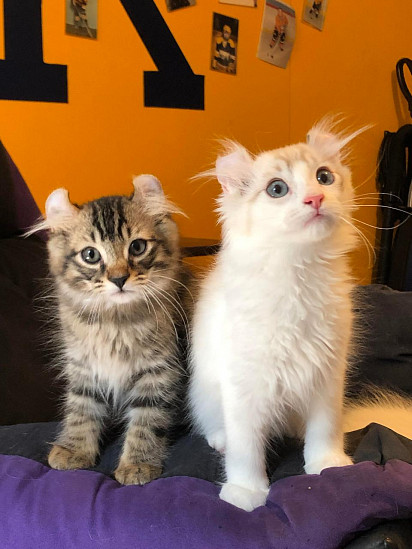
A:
304;381;352;474
48;384;108;470
189;370;226;453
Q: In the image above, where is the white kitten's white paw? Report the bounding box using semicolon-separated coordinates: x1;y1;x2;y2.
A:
219;483;269;511
304;451;353;475
206;430;226;453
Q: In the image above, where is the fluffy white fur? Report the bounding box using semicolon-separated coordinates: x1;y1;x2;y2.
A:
189;121;363;511
344;389;412;439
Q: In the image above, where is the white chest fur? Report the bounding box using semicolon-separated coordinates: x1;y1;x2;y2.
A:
205;244;353;413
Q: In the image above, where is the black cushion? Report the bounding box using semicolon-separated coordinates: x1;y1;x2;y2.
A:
0;236;61;425
348;285;412;396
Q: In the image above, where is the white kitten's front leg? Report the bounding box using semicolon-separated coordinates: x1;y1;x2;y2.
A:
220;397;269;511
304;380;352;474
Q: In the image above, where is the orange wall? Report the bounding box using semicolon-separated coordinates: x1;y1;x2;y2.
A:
0;0;411;282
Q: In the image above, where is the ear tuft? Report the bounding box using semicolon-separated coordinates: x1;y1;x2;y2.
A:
132;174;164;198
132;174;185;218
45;188;79;229
307;117;371;160
215;141;254;194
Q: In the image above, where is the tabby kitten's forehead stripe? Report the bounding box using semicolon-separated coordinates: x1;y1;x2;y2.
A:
42;177;192;485
89;197;128;242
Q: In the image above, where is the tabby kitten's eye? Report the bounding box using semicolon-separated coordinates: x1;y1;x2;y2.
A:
266;179;289;198
316;167;334;185
129;239;147;256
81;247;101;264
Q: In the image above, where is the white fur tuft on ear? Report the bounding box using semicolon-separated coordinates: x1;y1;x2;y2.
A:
24;188;79;236
215;141;254;195
132;174;164;197
45;188;78;220
132;174;186;218
307;117;371;160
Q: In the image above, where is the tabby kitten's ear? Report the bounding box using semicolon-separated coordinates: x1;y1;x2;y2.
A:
45;188;79;232
132;174;184;217
132;174;164;199
215;141;254;195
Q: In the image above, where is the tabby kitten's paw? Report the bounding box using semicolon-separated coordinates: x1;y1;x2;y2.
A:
48;444;96;470
220;483;269;511
304;451;353;475
114;463;162;485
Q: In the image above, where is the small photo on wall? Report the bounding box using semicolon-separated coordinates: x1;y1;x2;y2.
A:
165;0;196;12
302;0;328;31
219;0;257;7
211;13;239;75
66;0;97;39
256;1;295;69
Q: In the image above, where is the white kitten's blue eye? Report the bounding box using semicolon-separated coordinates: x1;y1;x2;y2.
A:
316;167;334;185
266;179;289;198
129;239;147;256
81;247;101;264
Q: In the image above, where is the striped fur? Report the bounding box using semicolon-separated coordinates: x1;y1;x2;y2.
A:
42;177;192;485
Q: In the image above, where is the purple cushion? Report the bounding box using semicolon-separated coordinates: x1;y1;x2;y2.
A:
1;455;412;549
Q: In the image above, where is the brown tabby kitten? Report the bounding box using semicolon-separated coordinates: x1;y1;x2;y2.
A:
37;175;190;485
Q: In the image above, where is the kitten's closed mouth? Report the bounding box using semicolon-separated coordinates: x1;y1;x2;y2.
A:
107;290;136;304
305;212;324;226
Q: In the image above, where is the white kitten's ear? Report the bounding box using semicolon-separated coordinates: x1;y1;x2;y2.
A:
45;188;79;230
215;142;254;195
132;174;164;198
307;119;370;160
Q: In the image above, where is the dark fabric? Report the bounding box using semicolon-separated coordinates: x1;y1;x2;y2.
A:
0;141;42;238
0;236;61;425
0;421;411;481
345;519;412;549
348;285;412;397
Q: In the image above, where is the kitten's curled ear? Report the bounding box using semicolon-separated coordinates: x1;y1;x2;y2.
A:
132;174;185;217
25;188;79;236
132;174;164;198
45;188;80;232
307;118;371;161
215;141;254;195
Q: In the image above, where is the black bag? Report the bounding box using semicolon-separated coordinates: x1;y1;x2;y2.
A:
373;59;412;290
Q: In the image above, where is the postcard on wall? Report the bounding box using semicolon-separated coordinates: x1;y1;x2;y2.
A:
219;0;257;7
210;13;239;76
165;0;196;12
302;0;329;31
256;0;295;69
66;0;97;39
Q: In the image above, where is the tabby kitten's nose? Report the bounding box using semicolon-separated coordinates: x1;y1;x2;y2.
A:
109;275;130;290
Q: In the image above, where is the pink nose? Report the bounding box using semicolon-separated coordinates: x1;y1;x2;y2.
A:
304;193;324;211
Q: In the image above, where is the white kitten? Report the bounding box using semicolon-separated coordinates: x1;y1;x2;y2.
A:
189;121;364;511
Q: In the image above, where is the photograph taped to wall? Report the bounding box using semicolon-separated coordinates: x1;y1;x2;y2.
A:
219;0;257;7
302;0;328;31
165;0;196;12
66;0;97;39
257;0;295;69
211;13;239;75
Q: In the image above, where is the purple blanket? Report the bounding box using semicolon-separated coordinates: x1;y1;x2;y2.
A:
1;455;411;549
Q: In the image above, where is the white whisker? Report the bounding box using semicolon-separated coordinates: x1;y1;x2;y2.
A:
147;280;190;341
144;285;179;342
339;216;375;267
